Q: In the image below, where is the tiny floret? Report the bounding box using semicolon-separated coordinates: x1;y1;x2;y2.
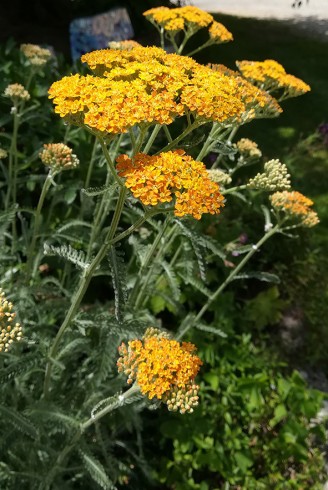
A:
39;143;79;171
0;289;22;353
117;327;202;414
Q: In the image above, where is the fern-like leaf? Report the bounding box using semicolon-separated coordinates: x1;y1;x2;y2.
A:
160;260;180;298
0;405;39;439
79;450;115;490
175;221;207;280
44;243;89;270
108;246;127;322
180;273;212;298
82;183;116;197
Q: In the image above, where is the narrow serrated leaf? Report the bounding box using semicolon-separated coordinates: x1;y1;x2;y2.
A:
80;450;114;489
195;324;227;337
44;243;89;270
0;405;39;439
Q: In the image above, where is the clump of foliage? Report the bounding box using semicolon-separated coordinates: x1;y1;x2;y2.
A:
155;334;326;490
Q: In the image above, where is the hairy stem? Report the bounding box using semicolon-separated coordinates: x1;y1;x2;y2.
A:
26;172;54;281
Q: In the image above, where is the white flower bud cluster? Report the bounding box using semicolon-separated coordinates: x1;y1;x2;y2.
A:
207;169;232;186
3;83;30;102
0;289;22;353
248;159;291;191
164;383;199;414
20;43;52;67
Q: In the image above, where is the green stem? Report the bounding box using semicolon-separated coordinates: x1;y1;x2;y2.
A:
211;126;239;169
97;137;123;187
177;32;190;55
163;125;173;143
185;39;213;57
196;122;218;161
86;170;111;260
176;224;280;340
156;120;202;155
26;172;54;281
43;186;127;399
222;184;247;195
134;218;176;309
142;124;162;154
84;138;98;190
128;216;170;306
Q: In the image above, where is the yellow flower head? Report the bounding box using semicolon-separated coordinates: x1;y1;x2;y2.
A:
0;289;22;353
117;327;202;414
116;150;225;220
39;143;79;171
49;47;282;135
270;191;319;227
209;64;282;121
208;21;233;43
143;6;213;32
236;59;310;100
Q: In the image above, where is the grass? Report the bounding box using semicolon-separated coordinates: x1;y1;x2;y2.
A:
190;14;328;158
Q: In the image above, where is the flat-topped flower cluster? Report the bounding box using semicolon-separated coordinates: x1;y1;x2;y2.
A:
116;150;224;219
117;327;202;414
48;45;282;135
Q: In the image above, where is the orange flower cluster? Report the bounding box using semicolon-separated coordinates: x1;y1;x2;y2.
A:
143;6;213;32
39;143;79;171
208;21;233;43
116;150;225;220
117;327;202;414
270;191;319;227
236;59;310;100
49;46;284;134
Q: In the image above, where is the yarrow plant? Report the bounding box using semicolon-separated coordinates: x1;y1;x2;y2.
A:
0;8;323;489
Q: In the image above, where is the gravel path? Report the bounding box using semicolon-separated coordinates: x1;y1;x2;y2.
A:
192;0;328;39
